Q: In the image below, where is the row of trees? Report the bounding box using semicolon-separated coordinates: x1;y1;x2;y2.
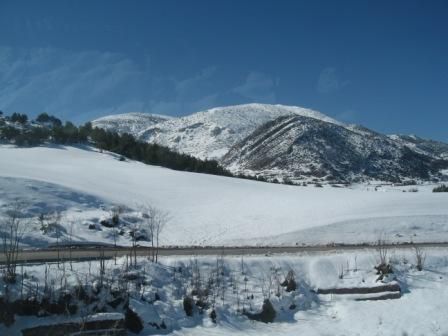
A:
0;112;232;177
89;127;231;176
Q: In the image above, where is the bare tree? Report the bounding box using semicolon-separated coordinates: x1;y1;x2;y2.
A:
154;209;168;263
68;220;74;271
112;227;119;265
128;222;139;267
44;211;63;267
0;202;27;283
139;205;169;263
99;248;106;287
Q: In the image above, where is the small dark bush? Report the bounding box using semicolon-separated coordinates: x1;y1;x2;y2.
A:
183;296;194;317
209;309;217;323
100;219;115;228
281;270;297;292
433;184;448;192
259;300;276;322
0;309;15;327
244;299;276;323
160;320;167;329
125;307;143;333
374;263;394;282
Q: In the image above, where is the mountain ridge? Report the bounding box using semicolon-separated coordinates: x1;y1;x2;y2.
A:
222;114;447;183
91;103;448;184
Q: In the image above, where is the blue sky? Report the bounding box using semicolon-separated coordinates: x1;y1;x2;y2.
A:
0;0;447;140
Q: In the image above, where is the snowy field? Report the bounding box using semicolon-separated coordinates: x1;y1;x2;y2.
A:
1;249;447;335
1;145;448;247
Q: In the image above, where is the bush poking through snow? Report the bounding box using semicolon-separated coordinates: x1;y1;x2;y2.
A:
374;238;393;281
125;307;143;333
338;264;345;280
0;299;15;327
376;239;389;266
209;309;217;323
374;263;393;282
183;296;194;317
244;299;276;323
433;184;448;192
414;245;426;271
281;270;297;292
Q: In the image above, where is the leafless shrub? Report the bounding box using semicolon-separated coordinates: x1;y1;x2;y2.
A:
281;269;297;292
1;202;27;283
110;205;124;227
338;264;344;279
374;238;393;281
413;245;426;271
261;271;273;300
376;238;389;266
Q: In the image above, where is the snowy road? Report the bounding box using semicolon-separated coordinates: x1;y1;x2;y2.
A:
2;242;448;264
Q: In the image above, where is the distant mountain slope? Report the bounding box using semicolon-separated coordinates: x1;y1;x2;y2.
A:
92;112;172;135
90;104;448;184
222;115;448;183
389;134;448;159
137;103;340;159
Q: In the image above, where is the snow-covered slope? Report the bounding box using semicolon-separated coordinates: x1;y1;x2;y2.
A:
92;112;172;135
135;103;340;159
389;134;448;159
90;104;448;184
222;115;447;183
1;145;448;247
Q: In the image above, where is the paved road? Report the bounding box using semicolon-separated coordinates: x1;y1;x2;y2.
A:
1;242;447;264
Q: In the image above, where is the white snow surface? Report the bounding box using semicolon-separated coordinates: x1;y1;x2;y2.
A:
92;112;172;135
1;145;448;247
2;250;448;336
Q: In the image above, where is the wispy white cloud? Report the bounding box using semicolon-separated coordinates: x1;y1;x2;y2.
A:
336;109;357;123
0;47;280;121
0;47;223;121
232;71;276;103
317;67;349;94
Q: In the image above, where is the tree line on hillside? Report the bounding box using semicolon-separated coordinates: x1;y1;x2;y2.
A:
0;111;231;177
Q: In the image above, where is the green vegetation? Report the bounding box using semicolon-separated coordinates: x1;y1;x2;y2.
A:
89;126;231;176
433;184;448;192
0;112;231;177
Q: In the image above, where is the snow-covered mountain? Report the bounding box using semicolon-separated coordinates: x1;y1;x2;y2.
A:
91;112;172;135
93;103;340;159
389;134;448;159
91;103;448;183
222;115;447;183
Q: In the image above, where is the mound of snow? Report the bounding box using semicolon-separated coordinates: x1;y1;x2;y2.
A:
308;259;339;289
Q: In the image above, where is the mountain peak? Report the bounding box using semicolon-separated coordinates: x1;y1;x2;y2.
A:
92;112;172;135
